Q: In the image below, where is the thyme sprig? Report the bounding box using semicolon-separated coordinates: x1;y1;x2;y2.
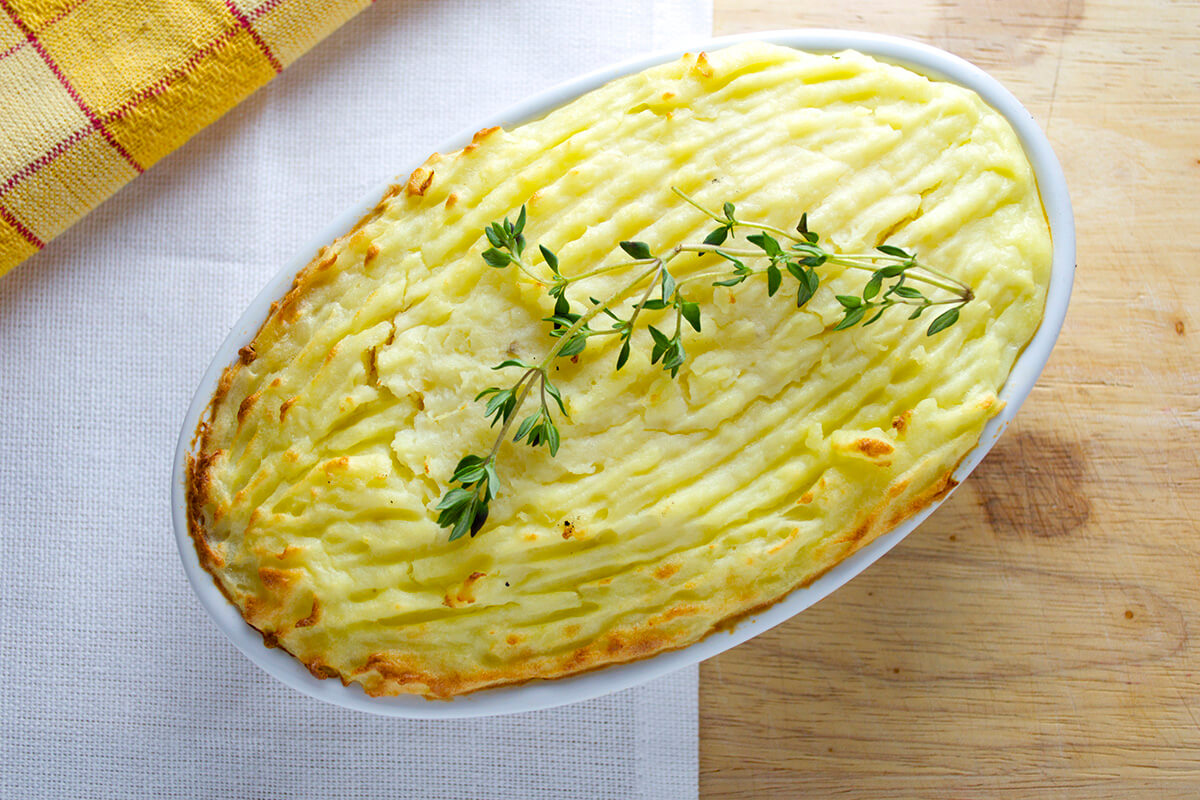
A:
435;188;974;540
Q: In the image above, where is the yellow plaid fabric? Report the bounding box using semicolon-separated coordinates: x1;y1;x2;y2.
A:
0;0;370;276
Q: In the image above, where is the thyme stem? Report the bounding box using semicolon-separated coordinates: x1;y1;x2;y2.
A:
436;190;975;540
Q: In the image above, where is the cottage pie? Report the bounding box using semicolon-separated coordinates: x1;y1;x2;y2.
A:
186;43;1051;697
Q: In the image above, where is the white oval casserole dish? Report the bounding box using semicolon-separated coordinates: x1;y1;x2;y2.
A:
171;29;1075;718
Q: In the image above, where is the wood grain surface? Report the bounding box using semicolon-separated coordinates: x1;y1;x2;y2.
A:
703;1;1200;796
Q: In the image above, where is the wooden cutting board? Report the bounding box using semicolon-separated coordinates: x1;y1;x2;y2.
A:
703;1;1200;796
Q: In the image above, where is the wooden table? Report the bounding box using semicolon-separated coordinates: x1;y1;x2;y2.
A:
703;1;1200;796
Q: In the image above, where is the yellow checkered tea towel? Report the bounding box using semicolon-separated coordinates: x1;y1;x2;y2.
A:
0;0;370;276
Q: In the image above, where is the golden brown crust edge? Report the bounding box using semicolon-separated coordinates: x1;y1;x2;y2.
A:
183;172;411;621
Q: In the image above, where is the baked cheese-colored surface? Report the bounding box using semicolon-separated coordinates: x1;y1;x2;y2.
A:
186;42;1051;698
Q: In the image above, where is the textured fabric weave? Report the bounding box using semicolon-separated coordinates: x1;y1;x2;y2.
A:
0;1;710;796
0;0;370;275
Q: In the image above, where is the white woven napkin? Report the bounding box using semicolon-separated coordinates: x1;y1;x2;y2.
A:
0;2;711;797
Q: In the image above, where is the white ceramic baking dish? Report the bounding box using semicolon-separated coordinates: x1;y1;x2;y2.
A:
171;29;1075;718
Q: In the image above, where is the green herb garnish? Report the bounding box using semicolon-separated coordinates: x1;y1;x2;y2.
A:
435;187;974;540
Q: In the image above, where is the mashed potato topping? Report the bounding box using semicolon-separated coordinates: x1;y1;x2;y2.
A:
186;43;1050;697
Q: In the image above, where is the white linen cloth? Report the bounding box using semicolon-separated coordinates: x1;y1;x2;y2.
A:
0;2;712;797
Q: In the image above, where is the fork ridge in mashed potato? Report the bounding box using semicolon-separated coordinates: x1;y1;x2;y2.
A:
186;42;1051;698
